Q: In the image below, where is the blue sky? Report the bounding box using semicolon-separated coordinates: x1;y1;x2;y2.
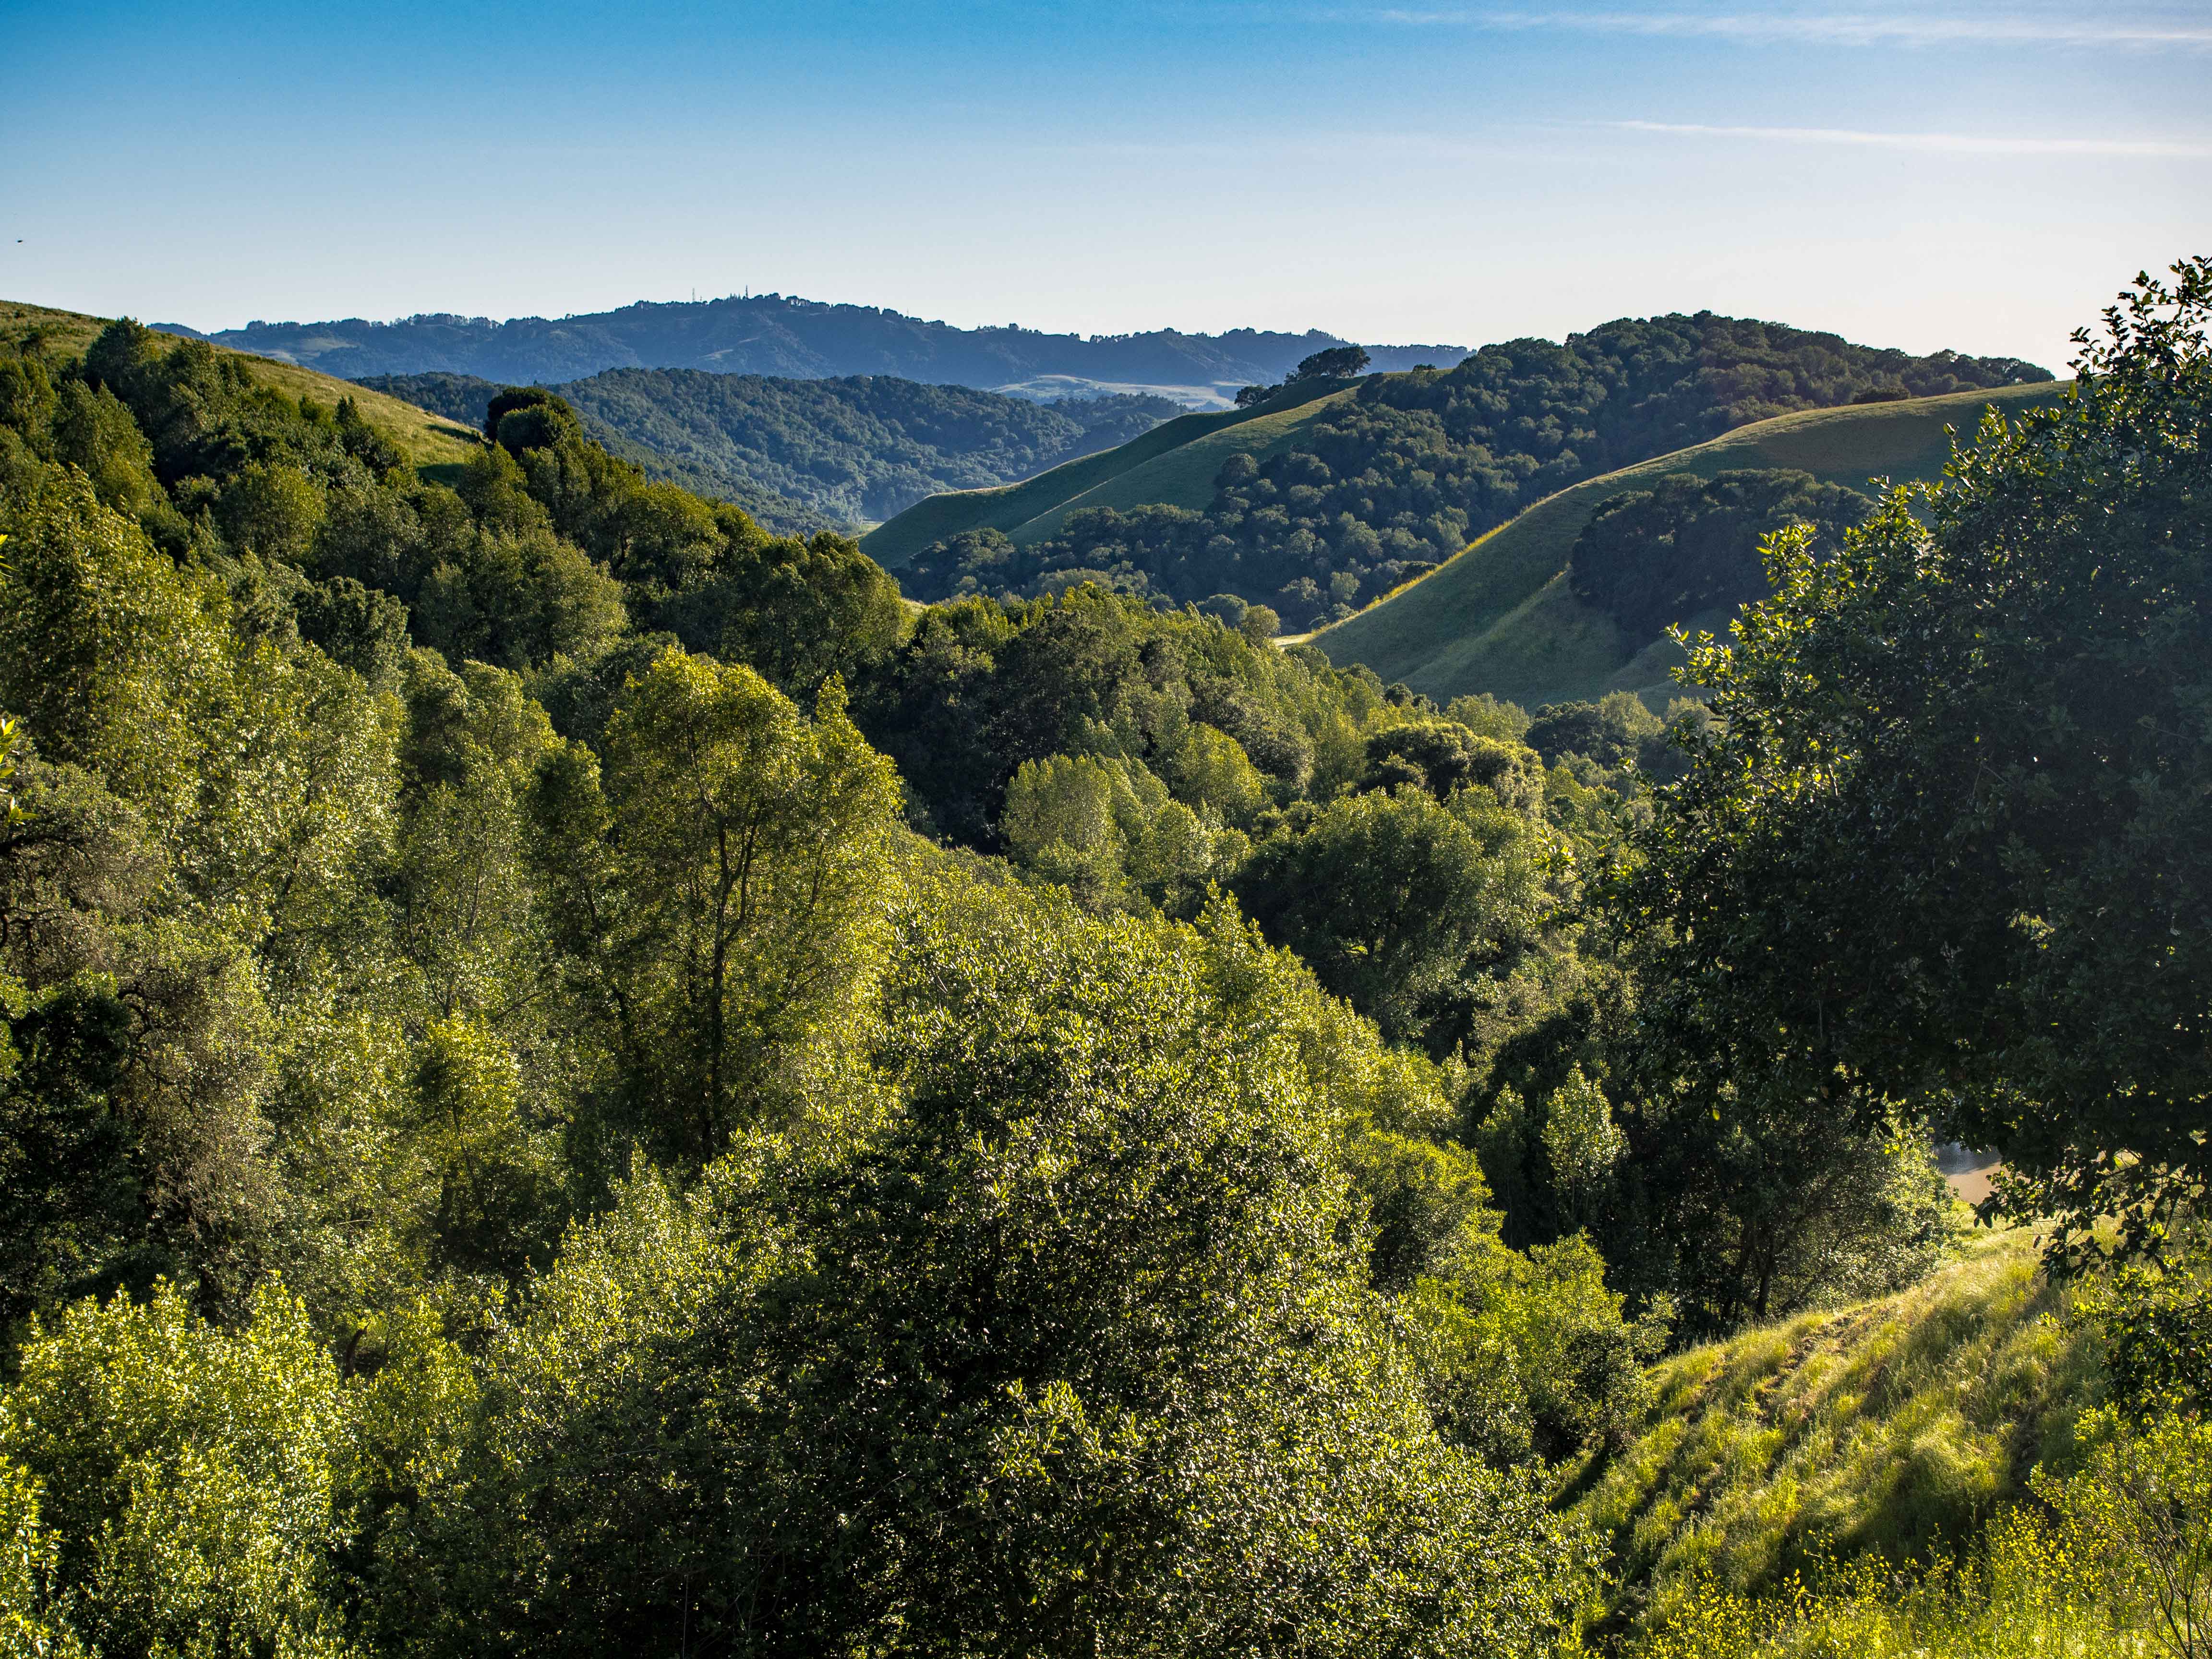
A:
3;0;2207;371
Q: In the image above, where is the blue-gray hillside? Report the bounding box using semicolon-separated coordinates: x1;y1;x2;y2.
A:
159;292;1464;402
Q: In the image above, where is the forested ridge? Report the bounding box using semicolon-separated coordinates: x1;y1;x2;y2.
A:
903;311;2049;627
359;367;1180;531
0;261;2205;1659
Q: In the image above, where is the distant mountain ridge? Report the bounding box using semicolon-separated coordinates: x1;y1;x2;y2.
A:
154;295;1464;409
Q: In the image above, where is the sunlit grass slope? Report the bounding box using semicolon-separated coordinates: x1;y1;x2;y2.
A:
1312;381;2068;709
1567;1230;2103;1637
0;300;483;471
859;377;1358;569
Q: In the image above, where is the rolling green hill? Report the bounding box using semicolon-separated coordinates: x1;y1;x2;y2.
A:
1310;380;2069;709
871;316;2048;626
1;300;482;471
858;377;1359;568
1568;1228;2101;1637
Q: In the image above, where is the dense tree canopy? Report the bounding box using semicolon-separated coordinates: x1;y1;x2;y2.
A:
0;309;1660;1656
0;264;2196;1653
1567;468;1872;639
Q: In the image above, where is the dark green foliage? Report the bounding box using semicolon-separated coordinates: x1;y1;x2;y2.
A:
1526;690;1670;775
663;529;906;700
0;975;142;1329
1567;467;1872;638
1623;259;2212;1269
2097;1247;2212;1419
335;394;405;474
83;321;356;493
902;313;2047;625
1363;721;1544;807
1297;344;1371;379
1611;1082;1955;1334
1233;782;1549;1054
481;384;571;445
292;573;409;689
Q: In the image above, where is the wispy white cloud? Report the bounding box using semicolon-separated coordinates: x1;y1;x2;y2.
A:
1369;10;2212;48
1606;119;2212;156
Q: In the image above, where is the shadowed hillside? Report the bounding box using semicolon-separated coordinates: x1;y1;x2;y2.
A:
858;376;1360;568
358;366;1180;534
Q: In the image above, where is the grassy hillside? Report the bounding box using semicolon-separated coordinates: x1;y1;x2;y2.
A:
1311;381;2069;709
1567;1230;2102;1638
2;300;482;471
1008;381;1360;544
858;377;1358;568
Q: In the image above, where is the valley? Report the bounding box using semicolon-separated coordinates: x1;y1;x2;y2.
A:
0;262;2203;1659
360;365;1184;534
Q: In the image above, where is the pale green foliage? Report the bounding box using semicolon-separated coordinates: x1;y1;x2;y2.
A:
265;1001;426;1322
1447;692;1533;745
588;649;902;1157
0;473;226;833
391;655;558;1021
2039;1409;2212;1659
0;1455;76;1659
372;883;1600;1656
49;383;158;523
0;1281;356;1659
1412;1232;1661;1464
1000;751;1126;901
1539;1066;1624;1233
0;475;402;1319
0;469;396;943
1000;749;1246;914
1635;1509;2117;1659
1162;719;1266;824
0;713;23;827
